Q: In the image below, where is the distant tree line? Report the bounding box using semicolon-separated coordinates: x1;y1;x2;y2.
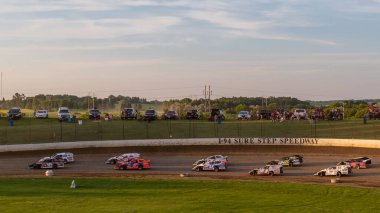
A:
0;93;149;111
0;93;377;119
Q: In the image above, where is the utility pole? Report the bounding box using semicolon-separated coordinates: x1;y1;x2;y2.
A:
203;85;212;112
0;72;3;102
208;85;212;112
92;92;96;109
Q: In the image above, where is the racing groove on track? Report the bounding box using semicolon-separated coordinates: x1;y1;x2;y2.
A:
1;146;380;188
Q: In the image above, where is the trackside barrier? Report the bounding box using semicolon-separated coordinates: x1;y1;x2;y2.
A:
1;138;380;152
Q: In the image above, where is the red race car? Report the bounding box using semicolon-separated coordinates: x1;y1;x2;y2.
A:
114;159;151;170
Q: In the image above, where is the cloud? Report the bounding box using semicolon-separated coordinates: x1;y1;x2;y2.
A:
0;16;182;39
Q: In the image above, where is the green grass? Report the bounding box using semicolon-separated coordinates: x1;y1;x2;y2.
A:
0;178;379;213
0;119;379;144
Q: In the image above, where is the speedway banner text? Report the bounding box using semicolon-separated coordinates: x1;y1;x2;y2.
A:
218;138;319;145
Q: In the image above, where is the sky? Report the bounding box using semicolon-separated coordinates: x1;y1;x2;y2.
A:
0;0;380;101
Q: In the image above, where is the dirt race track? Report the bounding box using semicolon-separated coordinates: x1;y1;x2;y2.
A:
1;145;380;188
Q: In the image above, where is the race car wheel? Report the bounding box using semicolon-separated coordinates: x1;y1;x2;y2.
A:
249;172;254;176
269;172;274;176
195;167;201;172
214;167;220;172
319;172;325;177
336;172;342;177
53;164;58;169
111;160;117;165
289;163;293;167
120;166;126;170
356;165;360;170
138;166;143;170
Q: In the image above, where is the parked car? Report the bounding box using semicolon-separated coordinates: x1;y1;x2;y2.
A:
121;108;138;120
88;109;101;120
192;160;226;172
314;165;352;177
7;107;22;120
57;107;71;121
105;153;141;165
237;111;251;120
35;110;49;119
29;157;65;169
293;109;308;120
257;110;272;120
142;109;157;121
51;152;75;163
249;165;283;176
209;108;225;121
186;109;201;119
164;111;179;120
114;158;151;170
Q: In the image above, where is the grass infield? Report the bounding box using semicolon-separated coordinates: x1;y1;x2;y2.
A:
0;178;379;212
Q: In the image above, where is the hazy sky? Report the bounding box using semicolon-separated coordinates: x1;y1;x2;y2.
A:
1;0;380;101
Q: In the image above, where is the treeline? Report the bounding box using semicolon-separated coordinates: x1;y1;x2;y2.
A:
0;93;377;119
163;96;311;114
0;93;149;111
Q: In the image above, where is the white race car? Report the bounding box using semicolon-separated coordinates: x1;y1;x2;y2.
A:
105;153;141;164
205;155;229;164
314;165;352;177
51;152;75;163
29;157;65;169
192;160;226;172
249;165;283;176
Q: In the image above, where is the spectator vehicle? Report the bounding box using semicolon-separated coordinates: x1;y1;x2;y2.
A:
249;165;283;176
237;111;251;120
121;108;138;120
35;110;49;119
293;109;308;120
29;157;65;169
327;108;344;121
163;111;179;120
187;109;201;119
7;107;22;120
142;109;157;121
209;109;225;121
257;110;272;120
367;106;380;120
114;158;151;170
57;107;71;121
51;152;75;163
88;109;101;120
192;160;226;172
314;165;352;177
105;153;141;164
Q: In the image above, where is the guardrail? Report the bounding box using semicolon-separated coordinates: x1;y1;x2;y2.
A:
1;137;380;152
0;119;379;145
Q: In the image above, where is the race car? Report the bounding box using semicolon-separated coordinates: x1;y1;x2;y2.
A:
105;153;141;164
249;165;283;176
51;152;75;163
350;157;372;165
114;158;151;170
266;155;303;167
205;155;229;164
337;161;367;169
192;160;226;172
29;157;65;169
314;165;352;177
